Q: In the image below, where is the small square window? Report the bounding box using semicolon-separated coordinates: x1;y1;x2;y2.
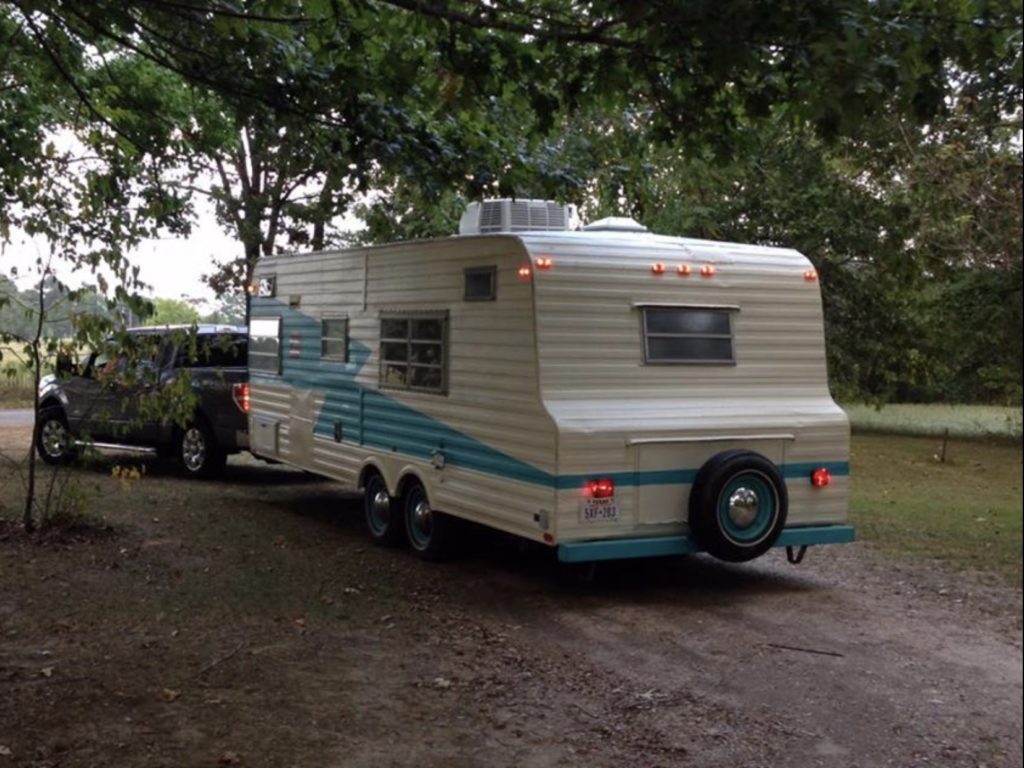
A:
464;267;497;301
641;306;735;364
379;313;448;394
321;318;348;361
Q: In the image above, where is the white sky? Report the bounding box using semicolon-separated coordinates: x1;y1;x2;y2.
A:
2;207;237;308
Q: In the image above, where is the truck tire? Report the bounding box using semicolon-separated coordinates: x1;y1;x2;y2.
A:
178;419;226;479
364;472;405;547
688;450;788;563
35;407;75;465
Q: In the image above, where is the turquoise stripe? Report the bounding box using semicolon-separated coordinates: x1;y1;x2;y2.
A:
782;461;850;478
250;299;850;491
557;524;856;562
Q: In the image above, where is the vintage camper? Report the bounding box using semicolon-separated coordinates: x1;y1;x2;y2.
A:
247;199;854;564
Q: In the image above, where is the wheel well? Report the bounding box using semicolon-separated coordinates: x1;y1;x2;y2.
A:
39;397;63;414
357;464;383;492
396;473;425;500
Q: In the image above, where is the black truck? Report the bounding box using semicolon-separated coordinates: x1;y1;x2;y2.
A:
35;325;249;478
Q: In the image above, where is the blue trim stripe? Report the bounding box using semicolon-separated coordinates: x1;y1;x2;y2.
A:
250;298;850;491
557;524;856;562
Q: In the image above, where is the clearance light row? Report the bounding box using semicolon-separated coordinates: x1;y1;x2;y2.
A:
518;258;818;282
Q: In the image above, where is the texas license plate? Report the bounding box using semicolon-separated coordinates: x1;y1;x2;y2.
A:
579;496;620;524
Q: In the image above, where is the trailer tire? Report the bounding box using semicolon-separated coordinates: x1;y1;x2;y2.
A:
363;472;405;547
688;450;788;563
402;481;457;561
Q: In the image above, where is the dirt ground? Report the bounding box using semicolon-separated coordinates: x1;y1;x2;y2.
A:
1;424;1021;768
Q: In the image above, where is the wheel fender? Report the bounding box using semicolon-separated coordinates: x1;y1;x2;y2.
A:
687;450;789;563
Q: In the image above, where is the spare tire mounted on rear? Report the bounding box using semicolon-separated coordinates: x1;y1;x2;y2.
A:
688;450;788;563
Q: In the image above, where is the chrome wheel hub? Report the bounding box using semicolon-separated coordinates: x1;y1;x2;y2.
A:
411;499;432;538
371;489;391;520
41;420;68;457
181;427;206;471
727;487;760;528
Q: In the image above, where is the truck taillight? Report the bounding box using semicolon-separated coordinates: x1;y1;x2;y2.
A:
584;478;615;498
232;382;251;414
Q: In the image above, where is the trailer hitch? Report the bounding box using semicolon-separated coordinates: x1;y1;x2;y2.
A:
786;545;808;565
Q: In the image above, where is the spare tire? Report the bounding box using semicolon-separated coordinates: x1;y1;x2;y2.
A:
688;450;788;562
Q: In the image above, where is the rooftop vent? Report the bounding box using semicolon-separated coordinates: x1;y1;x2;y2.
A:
582;216;648;233
459;199;580;235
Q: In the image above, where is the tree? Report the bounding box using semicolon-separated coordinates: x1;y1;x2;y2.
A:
8;0;1019;303
143;297;200;327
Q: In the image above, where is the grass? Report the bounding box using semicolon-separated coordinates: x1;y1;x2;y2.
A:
1;342;39;407
849;433;1023;586
844;402;1023;440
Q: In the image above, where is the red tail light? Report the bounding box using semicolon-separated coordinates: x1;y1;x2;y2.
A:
811;468;832;488
232;382;251;414
584;478;616;498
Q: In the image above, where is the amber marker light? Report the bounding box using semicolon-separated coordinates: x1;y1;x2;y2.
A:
700;264;716;277
651;262;666;275
677;264;692;277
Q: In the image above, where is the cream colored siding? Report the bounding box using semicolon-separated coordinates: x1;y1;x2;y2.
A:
249;236;557;543
520;231;848;543
248;227;849;556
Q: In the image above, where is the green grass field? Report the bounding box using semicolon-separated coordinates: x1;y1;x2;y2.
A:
849;433;1023;586
844;403;1022;440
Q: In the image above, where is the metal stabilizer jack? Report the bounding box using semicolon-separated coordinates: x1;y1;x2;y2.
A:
786;545;808;565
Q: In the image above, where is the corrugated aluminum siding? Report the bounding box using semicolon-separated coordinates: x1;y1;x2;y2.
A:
521;231;849;542
250;237;558;542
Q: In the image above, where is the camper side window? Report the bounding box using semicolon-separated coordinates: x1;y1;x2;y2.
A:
249;317;282;374
641;307;734;363
321;318;348;361
379;314;447;394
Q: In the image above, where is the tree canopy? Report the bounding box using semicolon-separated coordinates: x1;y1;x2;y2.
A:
1;0;1021;403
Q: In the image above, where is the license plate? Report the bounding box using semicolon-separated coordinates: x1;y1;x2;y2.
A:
579;497;620;524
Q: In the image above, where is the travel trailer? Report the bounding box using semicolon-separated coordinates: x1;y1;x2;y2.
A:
247;199;854;564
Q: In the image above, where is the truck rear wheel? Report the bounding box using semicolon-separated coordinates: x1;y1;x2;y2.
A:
178;419;226;479
688;450;788;562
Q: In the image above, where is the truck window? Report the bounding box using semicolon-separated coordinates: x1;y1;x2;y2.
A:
379;313;447;393
641;306;735;363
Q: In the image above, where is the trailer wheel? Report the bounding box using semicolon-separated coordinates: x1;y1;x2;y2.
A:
363;472;405;547
688;450;788;563
402;481;457;561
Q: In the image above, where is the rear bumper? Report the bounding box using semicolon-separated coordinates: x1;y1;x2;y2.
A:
556;524;856;563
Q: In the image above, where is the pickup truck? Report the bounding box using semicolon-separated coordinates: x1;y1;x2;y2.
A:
35;325;250;478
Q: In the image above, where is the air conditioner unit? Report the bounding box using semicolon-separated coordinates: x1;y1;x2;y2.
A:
458;199;581;235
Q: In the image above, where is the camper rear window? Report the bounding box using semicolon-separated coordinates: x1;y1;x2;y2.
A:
249;317;282;374
379;314;447;393
641;307;734;363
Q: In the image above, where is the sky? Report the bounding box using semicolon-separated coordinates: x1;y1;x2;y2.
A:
2;205;236;309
